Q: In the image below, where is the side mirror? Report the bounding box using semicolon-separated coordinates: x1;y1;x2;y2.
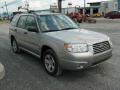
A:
74;20;80;27
27;26;38;33
77;23;80;27
75;22;80;27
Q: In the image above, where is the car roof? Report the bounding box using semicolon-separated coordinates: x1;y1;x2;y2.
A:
36;12;61;15
110;11;118;13
106;11;118;14
18;12;61;16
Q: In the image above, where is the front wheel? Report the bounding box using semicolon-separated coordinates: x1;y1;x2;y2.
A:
43;49;63;76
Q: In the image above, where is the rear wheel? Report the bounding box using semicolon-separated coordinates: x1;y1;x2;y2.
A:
106;16;110;19
11;38;20;53
43;49;63;76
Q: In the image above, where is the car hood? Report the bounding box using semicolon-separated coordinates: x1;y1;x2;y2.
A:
44;29;109;45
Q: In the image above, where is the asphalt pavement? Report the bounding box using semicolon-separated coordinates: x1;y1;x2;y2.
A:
95;18;120;23
0;23;120;90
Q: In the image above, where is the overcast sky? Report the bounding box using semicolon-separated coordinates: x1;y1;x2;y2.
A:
0;0;109;12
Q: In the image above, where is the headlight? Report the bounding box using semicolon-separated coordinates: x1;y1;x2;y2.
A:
64;43;88;53
108;37;112;46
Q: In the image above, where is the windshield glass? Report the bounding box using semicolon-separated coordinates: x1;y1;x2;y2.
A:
37;14;79;32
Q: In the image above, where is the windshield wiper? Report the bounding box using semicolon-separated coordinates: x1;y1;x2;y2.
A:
42;30;59;33
61;27;78;30
42;28;78;33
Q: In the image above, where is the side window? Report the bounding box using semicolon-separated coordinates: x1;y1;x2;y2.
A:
113;11;118;15
115;12;119;15
17;16;27;29
26;16;38;31
11;15;19;26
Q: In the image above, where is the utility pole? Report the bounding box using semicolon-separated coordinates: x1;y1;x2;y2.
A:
67;2;72;14
25;0;29;12
18;0;29;12
83;0;86;15
5;1;9;19
1;7;4;14
58;0;62;13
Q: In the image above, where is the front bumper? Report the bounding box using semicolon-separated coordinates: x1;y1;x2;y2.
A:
59;49;112;70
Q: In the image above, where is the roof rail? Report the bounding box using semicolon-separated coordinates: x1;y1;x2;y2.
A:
23;10;38;15
28;10;36;14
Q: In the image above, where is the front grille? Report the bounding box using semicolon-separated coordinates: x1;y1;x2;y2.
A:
93;41;111;54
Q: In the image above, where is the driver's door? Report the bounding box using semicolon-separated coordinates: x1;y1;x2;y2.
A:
25;15;40;55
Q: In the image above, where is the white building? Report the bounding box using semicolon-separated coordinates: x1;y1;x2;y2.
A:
100;1;118;14
88;0;118;15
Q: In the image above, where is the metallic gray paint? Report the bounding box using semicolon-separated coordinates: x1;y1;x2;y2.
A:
9;13;112;70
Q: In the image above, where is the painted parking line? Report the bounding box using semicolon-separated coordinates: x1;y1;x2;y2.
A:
0;63;5;80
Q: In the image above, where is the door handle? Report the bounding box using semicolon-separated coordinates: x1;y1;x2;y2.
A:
24;32;28;34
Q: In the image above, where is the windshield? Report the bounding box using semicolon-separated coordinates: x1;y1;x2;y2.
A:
37;14;79;32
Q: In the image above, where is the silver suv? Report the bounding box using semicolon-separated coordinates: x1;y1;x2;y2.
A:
9;12;112;76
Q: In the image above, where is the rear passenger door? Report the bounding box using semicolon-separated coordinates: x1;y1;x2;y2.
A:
16;15;28;48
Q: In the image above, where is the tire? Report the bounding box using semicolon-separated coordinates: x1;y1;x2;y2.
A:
106;16;110;19
91;19;96;23
11;38;20;53
85;20;89;23
108;16;113;19
43;49;63;76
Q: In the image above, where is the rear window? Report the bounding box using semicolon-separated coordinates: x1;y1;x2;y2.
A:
11;15;19;26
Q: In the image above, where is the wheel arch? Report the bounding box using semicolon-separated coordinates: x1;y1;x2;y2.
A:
10;35;15;46
40;45;57;60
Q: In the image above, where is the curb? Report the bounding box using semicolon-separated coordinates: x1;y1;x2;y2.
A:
95;18;120;23
0;63;5;80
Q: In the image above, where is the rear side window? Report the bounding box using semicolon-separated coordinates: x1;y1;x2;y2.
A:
11;15;19;26
17;15;27;29
115;12;119;15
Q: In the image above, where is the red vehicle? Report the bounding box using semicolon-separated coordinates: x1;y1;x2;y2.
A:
104;11;120;19
67;12;83;23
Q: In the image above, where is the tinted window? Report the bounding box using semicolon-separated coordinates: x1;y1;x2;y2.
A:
26;16;38;30
17;15;27;29
11;15;19;26
112;11;118;14
115;12;119;15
